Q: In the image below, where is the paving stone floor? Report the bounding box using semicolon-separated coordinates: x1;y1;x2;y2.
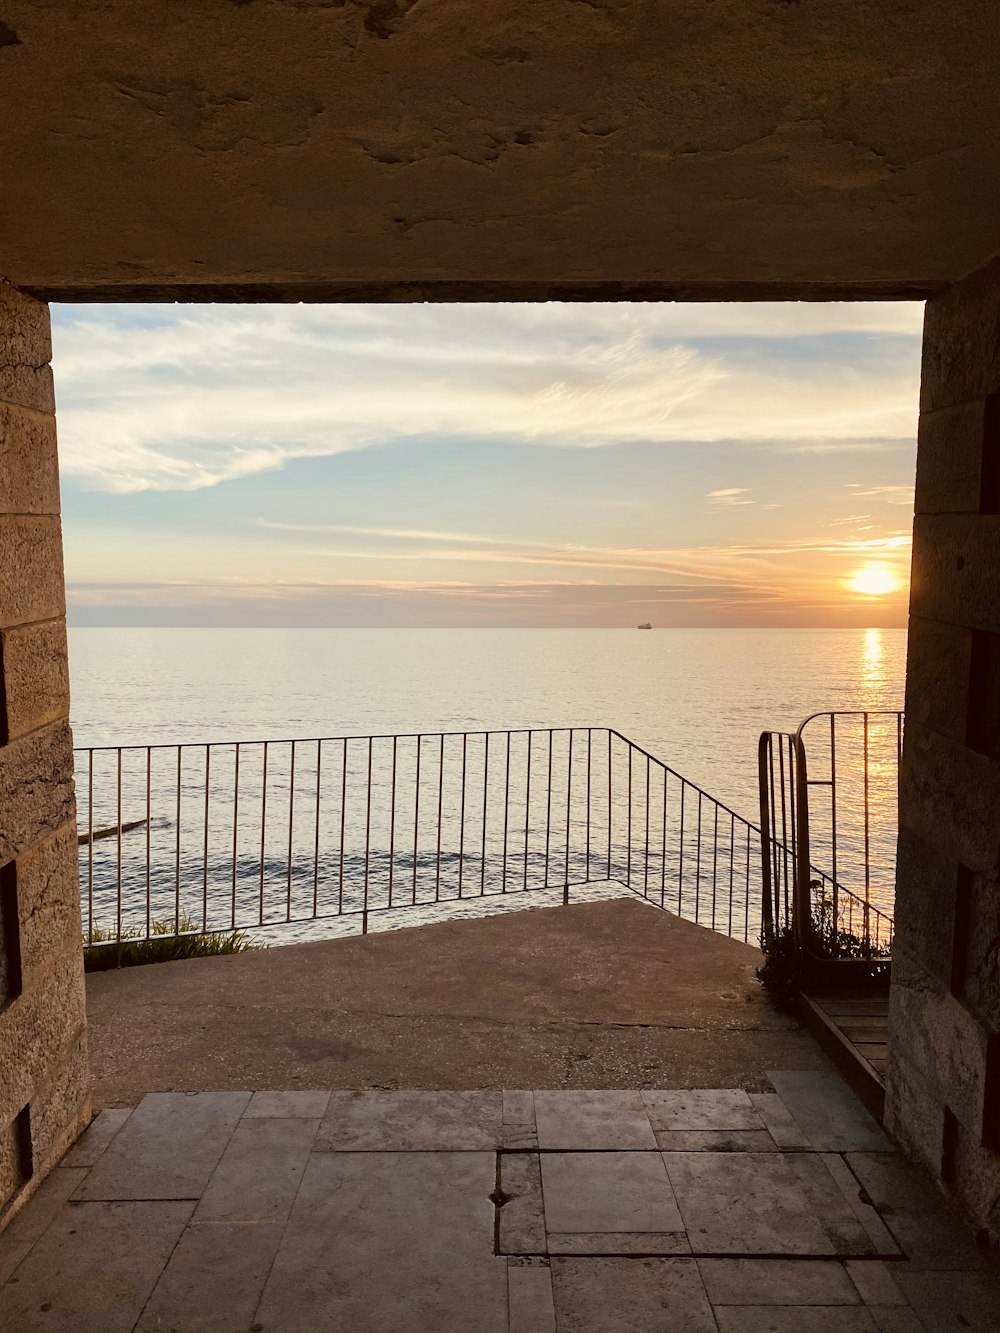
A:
1;1072;998;1332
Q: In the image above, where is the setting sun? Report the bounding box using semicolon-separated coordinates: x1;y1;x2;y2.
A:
847;564;900;597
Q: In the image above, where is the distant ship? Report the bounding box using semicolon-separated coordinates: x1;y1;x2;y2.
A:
637;622;652;630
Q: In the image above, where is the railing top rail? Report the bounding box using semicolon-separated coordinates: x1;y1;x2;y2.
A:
74;725;602;753
73;725;765;838
793;708;904;743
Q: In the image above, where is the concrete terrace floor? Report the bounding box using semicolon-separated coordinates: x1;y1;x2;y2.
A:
3;1078;1000;1332
85;897;831;1106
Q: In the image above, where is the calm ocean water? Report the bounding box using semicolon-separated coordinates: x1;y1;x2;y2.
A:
68;628;906;944
68;627;905;820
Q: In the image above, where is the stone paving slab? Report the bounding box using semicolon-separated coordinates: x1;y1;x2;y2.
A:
845;1260;909;1306
2;1082;997;1333
72;1092;250;1201
541;1151;684;1235
316;1090;503;1150
784;1153;879;1256
664;1151;837;1255
893;1268;1000;1332
499;1152;546;1255
244;1089;331;1118
713;1307;880;1332
654;1129;778;1152
767;1072;891;1152
0;1201;193;1333
255;1149;508;1333
697;1257;861;1306
846;1152;987;1271
548;1231;692;1255
643;1089;762;1132
60;1108;132;1168
135;1221;285;1333
508;1261;556;1333
534;1090;658;1149
550;1256;717;1333
749;1092;811;1149
193;1115;320;1223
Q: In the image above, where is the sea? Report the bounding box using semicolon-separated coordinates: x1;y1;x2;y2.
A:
68;628;906;945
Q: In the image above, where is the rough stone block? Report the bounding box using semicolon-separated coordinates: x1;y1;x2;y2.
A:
27;1026;91;1177
921;255;1000;412
0;402;59;516
891;827;957;986
888;951;989;1140
962;869;1000;1028
909;512;1000;633
937;1119;1000;1250
0;618;71;743
902;616;972;743
0;945;87;1131
0;514;66;628
0;719;76;866
0;280;53;416
899;719;1000;876
914;397;987;514
0;1106;30;1216
15;822;84;984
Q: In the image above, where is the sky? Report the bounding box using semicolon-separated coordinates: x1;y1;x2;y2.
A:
52;301;923;628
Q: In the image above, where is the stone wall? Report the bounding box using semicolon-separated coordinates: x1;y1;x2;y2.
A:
887;253;1000;1245
0;278;89;1224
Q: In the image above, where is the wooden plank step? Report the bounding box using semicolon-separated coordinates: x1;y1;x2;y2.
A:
798;993;885;1122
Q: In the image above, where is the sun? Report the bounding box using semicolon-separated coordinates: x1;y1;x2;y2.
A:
847;564;900;596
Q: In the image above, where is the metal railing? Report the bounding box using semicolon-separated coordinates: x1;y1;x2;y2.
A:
76;727;765;950
758;711;901;959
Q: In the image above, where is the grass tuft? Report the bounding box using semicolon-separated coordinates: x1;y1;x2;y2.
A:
83;912;260;972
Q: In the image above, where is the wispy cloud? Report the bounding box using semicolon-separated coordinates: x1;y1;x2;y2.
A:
707;488;753;507
52;303;922;494
846;483;916;505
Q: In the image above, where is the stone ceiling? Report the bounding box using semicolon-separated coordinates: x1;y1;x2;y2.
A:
1;1;997;301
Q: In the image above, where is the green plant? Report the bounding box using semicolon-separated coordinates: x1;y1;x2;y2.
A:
83;912;260;972
756;886;891;1010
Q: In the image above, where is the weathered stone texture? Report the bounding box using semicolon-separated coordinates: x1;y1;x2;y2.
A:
892;828;957;987
961;873;1000;1030
15;823;82;985
0;279;53;415
24;1028;91;1176
920;254;1000;412
0;618;71;744
2;6;1000;298
902;616;971;744
0;947;86;1134
899;721;1000;878
0;721;75;867
884;1037;946;1172
891;249;1000;1249
914;399;987;515
0;515;66;629
0;404;60;515
889;953;989;1141
909;513;1000;633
